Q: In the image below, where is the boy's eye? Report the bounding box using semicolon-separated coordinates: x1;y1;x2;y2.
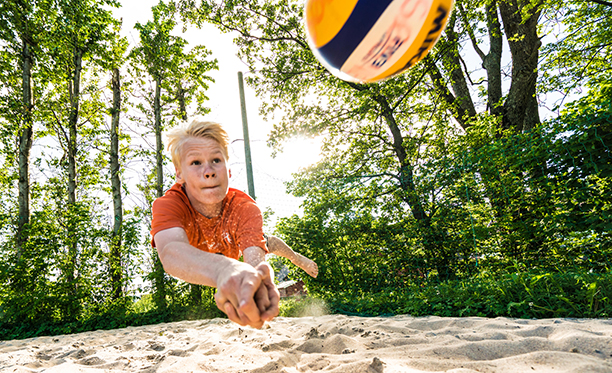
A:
212;158;221;164
191;160;201;165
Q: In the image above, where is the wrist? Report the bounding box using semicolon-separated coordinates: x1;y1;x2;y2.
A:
212;255;237;288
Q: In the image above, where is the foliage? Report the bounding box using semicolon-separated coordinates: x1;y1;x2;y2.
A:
540;1;612;97
317;269;612;319
275;85;611;296
2;266;609;340
0;294;224;341
0;0;215;339
129;0;218;124
0;0;611;343
128;0;218;311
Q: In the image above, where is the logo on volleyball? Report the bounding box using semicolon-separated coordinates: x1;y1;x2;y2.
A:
305;0;454;83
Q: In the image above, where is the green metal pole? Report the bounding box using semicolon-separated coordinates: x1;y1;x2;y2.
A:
238;71;256;199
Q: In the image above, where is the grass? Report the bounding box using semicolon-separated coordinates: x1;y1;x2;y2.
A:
2;269;609;341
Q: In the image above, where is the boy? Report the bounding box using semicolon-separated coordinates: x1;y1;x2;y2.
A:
151;119;317;329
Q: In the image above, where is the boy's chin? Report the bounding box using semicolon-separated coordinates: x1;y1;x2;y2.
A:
198;188;228;202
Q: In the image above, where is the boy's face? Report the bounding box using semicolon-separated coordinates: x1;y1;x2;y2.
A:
176;137;230;217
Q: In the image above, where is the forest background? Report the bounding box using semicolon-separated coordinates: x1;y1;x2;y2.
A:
0;0;610;340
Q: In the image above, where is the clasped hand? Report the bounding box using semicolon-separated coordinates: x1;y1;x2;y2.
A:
214;261;280;329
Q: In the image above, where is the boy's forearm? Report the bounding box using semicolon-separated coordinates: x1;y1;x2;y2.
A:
158;241;234;288
243;246;267;268
266;236;296;261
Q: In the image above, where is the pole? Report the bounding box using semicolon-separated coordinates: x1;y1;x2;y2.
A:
238;71;256;199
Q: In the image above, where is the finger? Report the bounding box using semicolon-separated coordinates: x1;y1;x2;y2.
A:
215;291;228;314
216;291;240;321
260;274;280;321
224;302;248;327
236;277;263;324
215;278;241;314
254;263;279;319
256;262;273;279
234;300;265;329
261;288;280;321
218;289;261;328
216;288;252;324
254;283;270;313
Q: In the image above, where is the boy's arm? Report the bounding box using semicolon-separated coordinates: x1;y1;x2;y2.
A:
154;227;274;328
243;246;280;323
243;246;266;267
266;236;318;278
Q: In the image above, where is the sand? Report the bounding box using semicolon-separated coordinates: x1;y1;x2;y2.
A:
1;315;611;372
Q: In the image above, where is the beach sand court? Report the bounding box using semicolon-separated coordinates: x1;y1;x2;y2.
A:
1;315;611;372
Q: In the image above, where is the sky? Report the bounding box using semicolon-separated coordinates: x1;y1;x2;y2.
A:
115;0;322;225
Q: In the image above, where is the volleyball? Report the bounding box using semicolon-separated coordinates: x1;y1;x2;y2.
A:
305;0;454;83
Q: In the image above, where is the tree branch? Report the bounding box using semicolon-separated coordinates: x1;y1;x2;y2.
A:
425;59;470;130
50;108;69;150
457;3;486;61
458;54;478;86
587;0;612;7
208;3;310;51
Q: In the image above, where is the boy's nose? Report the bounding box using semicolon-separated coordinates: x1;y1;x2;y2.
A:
203;165;216;179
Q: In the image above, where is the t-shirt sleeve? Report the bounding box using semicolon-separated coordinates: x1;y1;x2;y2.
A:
233;200;268;254
150;194;188;247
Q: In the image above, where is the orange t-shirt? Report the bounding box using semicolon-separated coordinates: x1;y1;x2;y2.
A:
150;183;267;260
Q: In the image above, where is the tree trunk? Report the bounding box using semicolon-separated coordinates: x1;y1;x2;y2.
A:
426;61;471;131
177;83;187;121
155;77;164;198
153;76;167;310
66;49;82;297
110;67;123;300
17;38;34;257
498;0;542;132
376;94;455;280
441;14;477;123
376;95;425;218
493;0;547;259
484;0;503;117
68;51;81;205
458;0;503;118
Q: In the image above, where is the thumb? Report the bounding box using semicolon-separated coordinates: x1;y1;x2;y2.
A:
256;262;274;280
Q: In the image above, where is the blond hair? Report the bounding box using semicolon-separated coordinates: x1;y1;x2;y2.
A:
167;119;230;170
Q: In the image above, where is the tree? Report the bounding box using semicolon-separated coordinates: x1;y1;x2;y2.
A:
109;66;125;300
540;1;612;100
0;0;64;326
100;28;130;301
0;0;54;255
176;0;611;281
130;0;217;309
38;0;121;318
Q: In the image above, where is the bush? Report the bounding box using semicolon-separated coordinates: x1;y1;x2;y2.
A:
315;269;612;319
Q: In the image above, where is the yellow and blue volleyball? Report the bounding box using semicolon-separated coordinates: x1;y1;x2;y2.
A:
305;0;454;83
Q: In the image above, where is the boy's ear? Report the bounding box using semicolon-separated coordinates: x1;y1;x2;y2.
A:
176;168;184;184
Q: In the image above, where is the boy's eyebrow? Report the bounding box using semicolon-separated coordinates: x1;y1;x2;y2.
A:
184;149;224;157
